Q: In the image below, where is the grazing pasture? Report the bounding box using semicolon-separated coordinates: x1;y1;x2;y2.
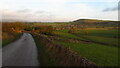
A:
52;29;118;66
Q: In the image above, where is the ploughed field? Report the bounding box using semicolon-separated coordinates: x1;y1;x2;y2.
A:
48;29;119;66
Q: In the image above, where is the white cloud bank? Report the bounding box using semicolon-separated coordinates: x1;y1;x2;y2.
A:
2;9;56;22
1;0;119;22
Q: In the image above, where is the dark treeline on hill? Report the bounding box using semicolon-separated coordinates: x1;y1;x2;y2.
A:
70;19;119;27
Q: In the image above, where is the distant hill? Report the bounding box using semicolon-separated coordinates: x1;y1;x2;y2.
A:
71;19;119;27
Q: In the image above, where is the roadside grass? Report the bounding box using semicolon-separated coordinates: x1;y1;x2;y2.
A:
2;38;14;47
54;40;118;66
2;33;22;47
0;40;2;48
32;34;60;66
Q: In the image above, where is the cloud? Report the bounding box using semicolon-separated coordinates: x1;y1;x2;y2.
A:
35;11;46;14
2;9;60;22
2;9;32;22
1;0;119;22
17;9;30;13
102;6;119;12
96;11;118;21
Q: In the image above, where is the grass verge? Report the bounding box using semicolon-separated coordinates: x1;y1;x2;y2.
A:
32;34;60;66
2;33;22;47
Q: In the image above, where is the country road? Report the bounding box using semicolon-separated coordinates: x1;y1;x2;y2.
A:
2;33;39;66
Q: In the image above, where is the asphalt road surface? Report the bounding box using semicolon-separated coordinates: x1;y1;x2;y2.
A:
2;33;39;66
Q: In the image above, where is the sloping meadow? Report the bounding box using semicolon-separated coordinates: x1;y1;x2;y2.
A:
32;33;96;66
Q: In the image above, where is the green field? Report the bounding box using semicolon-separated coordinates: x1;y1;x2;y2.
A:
75;35;118;47
54;29;119;47
52;29;118;66
77;29;119;38
54;31;85;40
55;41;118;66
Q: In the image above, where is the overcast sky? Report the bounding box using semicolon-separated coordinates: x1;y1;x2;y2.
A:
0;0;119;22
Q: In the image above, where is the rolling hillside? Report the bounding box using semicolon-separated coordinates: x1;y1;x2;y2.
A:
71;19;119;27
